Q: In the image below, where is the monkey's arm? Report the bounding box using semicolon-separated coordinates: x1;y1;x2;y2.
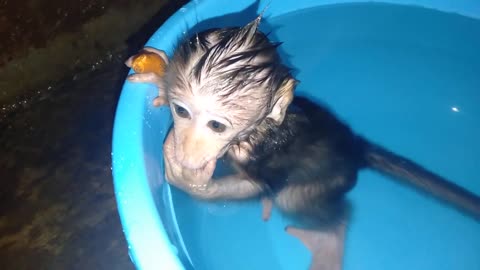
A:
192;175;263;200
165;161;263;201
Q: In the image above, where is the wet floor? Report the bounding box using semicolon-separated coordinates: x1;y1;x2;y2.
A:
0;55;136;269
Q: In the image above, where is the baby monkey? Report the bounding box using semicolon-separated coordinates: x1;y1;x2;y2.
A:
126;15;480;270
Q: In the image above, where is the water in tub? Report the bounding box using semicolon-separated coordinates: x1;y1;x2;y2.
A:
166;3;480;270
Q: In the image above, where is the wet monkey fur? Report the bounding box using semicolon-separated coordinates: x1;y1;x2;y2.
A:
125;15;480;270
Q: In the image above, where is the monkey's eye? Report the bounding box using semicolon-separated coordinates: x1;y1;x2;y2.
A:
207;120;226;133
173;104;190;118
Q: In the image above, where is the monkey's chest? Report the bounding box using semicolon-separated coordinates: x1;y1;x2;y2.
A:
244;148;311;195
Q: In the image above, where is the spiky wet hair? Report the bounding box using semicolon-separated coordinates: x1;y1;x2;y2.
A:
166;15;295;126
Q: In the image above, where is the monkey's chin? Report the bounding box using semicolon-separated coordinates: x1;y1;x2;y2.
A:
188;159;217;186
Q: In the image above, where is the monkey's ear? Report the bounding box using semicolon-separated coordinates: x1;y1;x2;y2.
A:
266;78;296;124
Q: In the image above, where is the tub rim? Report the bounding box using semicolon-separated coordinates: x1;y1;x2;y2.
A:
111;1;479;270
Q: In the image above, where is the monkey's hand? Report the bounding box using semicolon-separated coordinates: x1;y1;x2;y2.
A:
261;197;273;221
163;130;218;198
125;47;169;107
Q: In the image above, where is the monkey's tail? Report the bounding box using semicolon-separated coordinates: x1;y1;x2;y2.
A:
358;137;480;221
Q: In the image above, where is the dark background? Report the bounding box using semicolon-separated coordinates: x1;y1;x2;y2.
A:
0;0;188;269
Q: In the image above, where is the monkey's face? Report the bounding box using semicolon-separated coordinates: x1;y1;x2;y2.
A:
168;90;266;170
164;21;295;170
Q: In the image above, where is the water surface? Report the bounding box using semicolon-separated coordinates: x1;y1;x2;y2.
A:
169;3;480;270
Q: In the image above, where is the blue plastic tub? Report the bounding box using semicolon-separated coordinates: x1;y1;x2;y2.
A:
112;1;480;269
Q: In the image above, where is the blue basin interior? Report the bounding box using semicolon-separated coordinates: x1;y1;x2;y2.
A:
112;1;480;270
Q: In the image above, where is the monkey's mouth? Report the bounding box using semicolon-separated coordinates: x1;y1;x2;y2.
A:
183;161;211;171
172;134;216;171
173;151;216;171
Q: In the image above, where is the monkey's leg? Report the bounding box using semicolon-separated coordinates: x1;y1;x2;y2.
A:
261;197;273;221
273;183;349;270
286;224;345;270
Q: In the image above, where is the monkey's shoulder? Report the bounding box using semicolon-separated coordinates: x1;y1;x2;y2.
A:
244;104;362;194
249;99;363;166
